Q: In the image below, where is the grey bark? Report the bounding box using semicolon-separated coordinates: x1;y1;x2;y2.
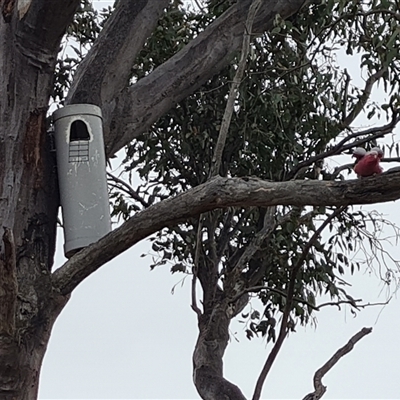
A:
193;305;247;400
105;0;307;156
52;171;400;297
65;0;308;156
66;0;169;107
0;1;78;397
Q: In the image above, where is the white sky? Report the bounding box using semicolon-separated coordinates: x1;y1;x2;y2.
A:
38;1;400;399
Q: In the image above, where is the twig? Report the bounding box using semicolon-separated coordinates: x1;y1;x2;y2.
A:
342;66;387;127
302;327;372;400
191;217;203;318
231;285;318;309
330;163;354;178
192;0;204;13
209;0;262;177
341;69;350;123
233;206;277;273
317;299;390;309
107;172;150;208
381;157;400;163
252;206;345;400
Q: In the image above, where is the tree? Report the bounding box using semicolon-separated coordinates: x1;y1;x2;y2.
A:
1;0;400;399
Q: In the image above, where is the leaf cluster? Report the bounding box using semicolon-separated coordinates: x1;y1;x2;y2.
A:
60;0;400;337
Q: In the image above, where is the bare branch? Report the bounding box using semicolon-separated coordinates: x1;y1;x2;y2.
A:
231;285;315;307
51;172;400;296
192;217;203;317
252;206;345;400
302;327;373;400
233;206;277;273
192;0;262;317
209;0;261;177
107;172;150;208
104;0;308;156
67;0;169;107
381;157;400;163
317;299;390;309
342;66;387;127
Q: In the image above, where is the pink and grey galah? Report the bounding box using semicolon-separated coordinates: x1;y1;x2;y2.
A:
352;147;383;177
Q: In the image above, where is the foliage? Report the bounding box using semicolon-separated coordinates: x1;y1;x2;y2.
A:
56;0;400;341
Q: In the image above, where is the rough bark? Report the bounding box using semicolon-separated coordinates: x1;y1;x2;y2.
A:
0;1;78;397
69;0;308;156
52;170;400;297
66;0;169;107
106;0;309;156
193;304;247;400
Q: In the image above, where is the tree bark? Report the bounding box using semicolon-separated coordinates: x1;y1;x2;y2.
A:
52;170;400;297
193;305;247;400
0;1;77;397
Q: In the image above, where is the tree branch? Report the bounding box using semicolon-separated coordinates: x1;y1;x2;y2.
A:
67;0;169;107
192;217;203;317
288;112;400;180
302;327;373;400
252;206;345;400
192;0;262;321
104;0;308;156
13;0;80;54
342;66;387;127
232;206;277;273
107;172;150;208
52;171;400;296
209;0;261;177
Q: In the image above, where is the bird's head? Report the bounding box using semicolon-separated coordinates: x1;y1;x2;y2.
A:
370;146;383;159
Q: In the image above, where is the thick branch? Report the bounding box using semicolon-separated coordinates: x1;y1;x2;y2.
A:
12;0;80;55
302;327;372;400
105;0;308;156
52;171;400;295
67;0;169;107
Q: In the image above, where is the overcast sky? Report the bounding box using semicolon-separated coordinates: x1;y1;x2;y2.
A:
38;1;400;399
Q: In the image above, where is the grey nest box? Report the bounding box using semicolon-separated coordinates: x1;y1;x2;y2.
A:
53;104;111;258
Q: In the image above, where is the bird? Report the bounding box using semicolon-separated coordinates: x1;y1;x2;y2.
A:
370;146;384;160
353;148;383;177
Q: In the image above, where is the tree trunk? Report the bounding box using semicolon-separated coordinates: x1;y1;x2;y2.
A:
193;303;247;400
0;296;68;400
0;2;77;397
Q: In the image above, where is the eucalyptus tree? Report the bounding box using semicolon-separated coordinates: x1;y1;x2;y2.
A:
1;0;400;399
